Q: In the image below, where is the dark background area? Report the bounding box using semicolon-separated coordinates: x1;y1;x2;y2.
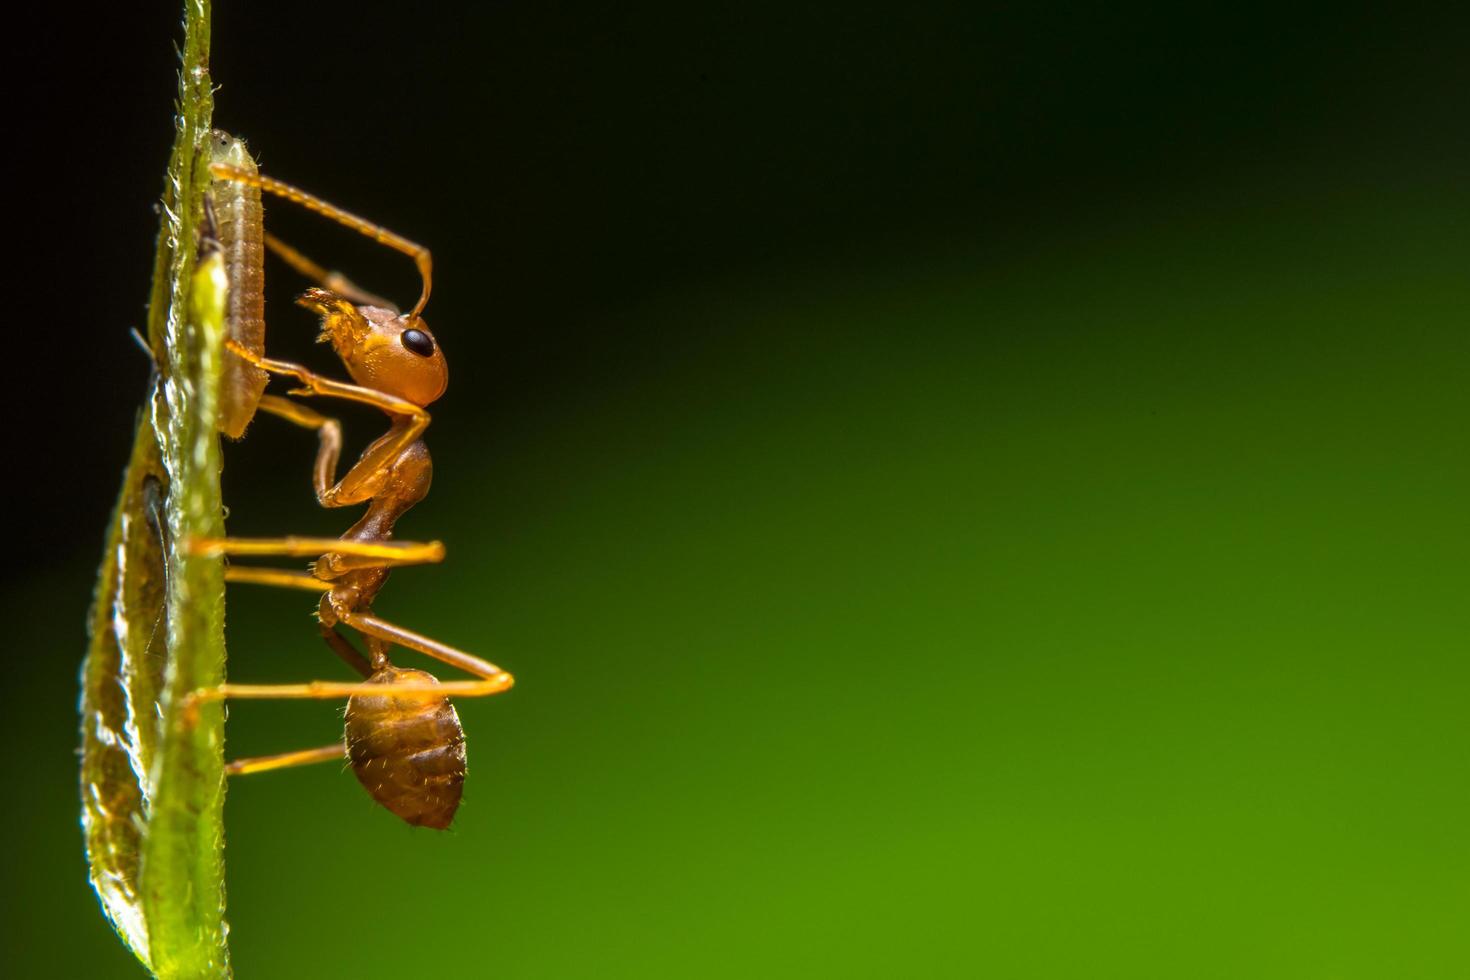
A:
11;1;1470;561
20;0;1468;551
6;2;1470;976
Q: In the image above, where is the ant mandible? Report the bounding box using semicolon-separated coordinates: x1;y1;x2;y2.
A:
185;163;513;829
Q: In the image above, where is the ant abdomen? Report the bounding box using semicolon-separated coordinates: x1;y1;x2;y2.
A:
345;666;467;829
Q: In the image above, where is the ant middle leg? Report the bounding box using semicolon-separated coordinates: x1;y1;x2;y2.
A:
190;535;445;567
223;566;330;590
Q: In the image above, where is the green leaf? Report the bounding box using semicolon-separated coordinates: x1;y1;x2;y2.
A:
80;1;232;975
80;412;169;965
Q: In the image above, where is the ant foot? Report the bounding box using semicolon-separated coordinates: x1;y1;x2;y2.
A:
183;536;224;557
179;690;204;730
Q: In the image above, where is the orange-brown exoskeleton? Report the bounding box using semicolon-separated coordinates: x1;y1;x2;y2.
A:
185;162;512;829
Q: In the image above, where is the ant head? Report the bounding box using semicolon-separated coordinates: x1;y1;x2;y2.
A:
298;288;448;406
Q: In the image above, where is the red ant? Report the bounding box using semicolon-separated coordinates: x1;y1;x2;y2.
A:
187;157;512;829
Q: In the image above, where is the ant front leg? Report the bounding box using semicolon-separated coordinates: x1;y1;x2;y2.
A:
226;340;427;432
225;339;431;509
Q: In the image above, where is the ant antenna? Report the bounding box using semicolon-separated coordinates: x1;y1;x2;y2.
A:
209;163;433;321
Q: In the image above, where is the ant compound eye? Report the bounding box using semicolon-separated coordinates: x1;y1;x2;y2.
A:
401;328;435;358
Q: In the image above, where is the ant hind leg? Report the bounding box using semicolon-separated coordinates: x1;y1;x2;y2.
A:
227;743;345;777
182;616;512;720
336;609;514;697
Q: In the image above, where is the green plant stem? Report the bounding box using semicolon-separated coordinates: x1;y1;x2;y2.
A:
82;1;232;975
138;2;230;975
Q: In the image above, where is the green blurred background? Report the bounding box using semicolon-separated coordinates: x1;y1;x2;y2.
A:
7;2;1470;976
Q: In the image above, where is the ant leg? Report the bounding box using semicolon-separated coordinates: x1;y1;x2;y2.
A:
263;232;398;310
253;395;349;509
213;567;378;695
213;566;375;675
253;393;424;522
208;391;418;563
220;647;396;770
322;624;376;678
226;342;425;420
191;535;445;567
210;163;432;320
336;610;513;695
224;566;330;591
227;743;344;776
225;339;431;508
184;669;513;728
182;622;512;724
